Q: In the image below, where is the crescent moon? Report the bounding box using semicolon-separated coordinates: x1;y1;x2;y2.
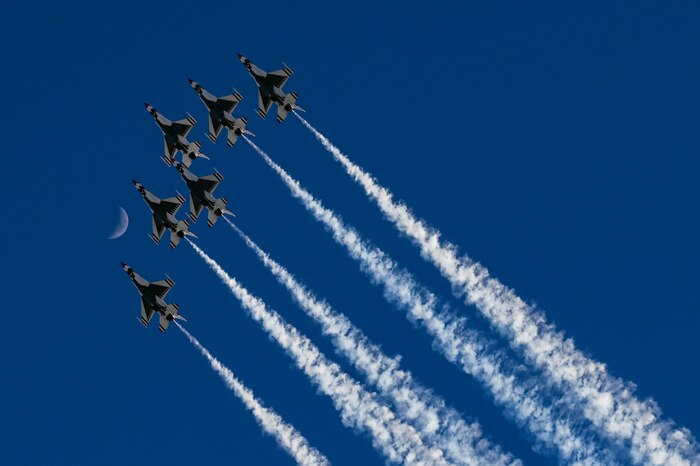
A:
108;207;129;239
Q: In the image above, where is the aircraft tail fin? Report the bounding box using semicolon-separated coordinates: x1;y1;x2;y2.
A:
226;117;254;147
181;141;208;168
207;198;234;227
276;92;301;123
160;303;183;332
169;219;195;248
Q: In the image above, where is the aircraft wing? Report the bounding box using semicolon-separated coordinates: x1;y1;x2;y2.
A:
160;194;186;215
189;193;205;222
208;115;223;143
257;91;273;119
267;66;293;89
218;92;243;114
197;172;223;194
148;276;175;299
172;118;194;137
151;217;167;244
140;298;156;327
164;139;177;162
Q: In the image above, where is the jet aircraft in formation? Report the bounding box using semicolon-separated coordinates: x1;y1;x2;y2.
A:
127;53;300;331
188;79;254;147
144;103;209;167
174;162;233;227
238;53;304;123
132;180;196;248
122;262;185;332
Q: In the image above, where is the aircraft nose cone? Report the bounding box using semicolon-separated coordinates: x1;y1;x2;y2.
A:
120;261;127;268
236;53;243;59
187;78;195;85
131;179;139;185
143;102;150;108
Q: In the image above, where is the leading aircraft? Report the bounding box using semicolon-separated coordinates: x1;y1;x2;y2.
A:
132;180;196;248
121;262;185;332
174;161;234;227
144;102;209;167
237;53;304;123
188;78;254;147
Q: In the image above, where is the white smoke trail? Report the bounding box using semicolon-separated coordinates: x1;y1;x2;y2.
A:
243;137;610;465
185;238;451;466
294;114;699;466
175;322;330;466
225;217;517;466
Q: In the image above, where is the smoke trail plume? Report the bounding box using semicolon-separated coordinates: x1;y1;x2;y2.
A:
243;137;610;465
225;217;517;466
294;114;699;466
176;322;330;466
185;238;451;466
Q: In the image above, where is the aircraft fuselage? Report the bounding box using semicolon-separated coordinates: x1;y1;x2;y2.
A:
257;80;285;105
185;179;216;210
135;284;166;315
149;204;178;231
204;99;236;129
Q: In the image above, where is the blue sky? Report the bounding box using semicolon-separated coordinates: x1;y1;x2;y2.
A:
1;2;699;464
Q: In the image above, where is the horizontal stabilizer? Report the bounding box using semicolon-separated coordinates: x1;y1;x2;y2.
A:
158;314;171;332
226;130;239;148
207;210;220;227
206;197;232;227
181;141;207;168
277;92;299;123
277;107;288;124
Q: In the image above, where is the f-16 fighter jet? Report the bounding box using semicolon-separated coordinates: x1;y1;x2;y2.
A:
144;102;209;167
188;79;254;147
121;262;185;332
174;161;233;227
237;53;304;123
132;180;197;248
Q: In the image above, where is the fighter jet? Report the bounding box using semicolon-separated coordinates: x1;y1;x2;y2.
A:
132;180;197;248
237;53;304;123
174;161;233;227
121;262;185;332
144;102;209;167
188;79;254;147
